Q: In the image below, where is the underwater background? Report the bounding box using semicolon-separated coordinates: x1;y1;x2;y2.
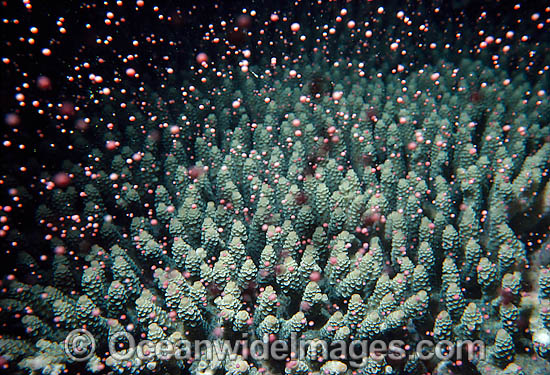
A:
1;0;550;374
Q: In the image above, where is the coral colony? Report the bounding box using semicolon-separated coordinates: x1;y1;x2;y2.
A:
1;1;550;375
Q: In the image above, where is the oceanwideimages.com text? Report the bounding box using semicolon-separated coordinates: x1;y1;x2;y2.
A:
65;328;486;367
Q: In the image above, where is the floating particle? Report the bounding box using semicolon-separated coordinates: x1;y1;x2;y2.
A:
188;166;206;179
36;76;52;90
332;91;344;100
310;271;321;282
196;52;208;64
4;113;20;127
53;172;71;188
59;102;75;116
75;119;88;131
106;140;119;150
237;14;252;29
54;246;66;255
126;68;136;77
